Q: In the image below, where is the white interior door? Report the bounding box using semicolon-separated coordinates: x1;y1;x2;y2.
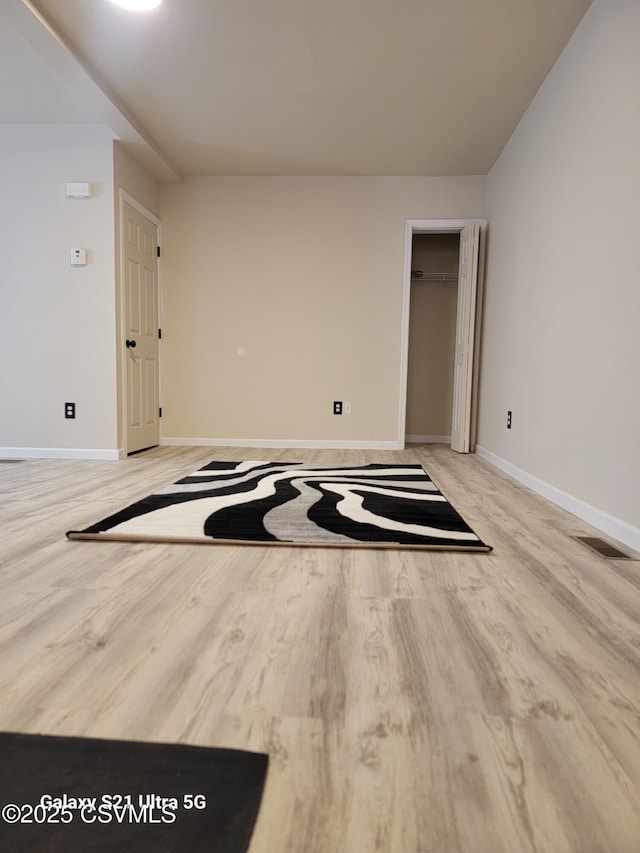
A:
451;223;480;453
124;201;160;454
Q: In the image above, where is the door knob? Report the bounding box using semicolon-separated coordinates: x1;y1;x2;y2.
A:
125;339;137;348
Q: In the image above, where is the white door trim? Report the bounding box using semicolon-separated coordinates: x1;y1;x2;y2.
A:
118;189;162;455
398;218;487;450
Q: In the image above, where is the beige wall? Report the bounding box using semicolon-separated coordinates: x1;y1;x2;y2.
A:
406;234;459;438
113;142;160;220
0;124;119;456
158;176;485;445
478;0;640;530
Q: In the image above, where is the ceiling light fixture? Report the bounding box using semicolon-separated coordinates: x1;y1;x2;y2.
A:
108;0;162;11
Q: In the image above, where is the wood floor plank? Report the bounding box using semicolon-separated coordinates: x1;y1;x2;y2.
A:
0;444;639;852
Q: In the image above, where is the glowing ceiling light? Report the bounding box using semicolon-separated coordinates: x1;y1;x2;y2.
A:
109;0;162;11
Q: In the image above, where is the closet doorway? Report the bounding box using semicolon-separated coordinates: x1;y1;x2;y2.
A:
398;219;486;452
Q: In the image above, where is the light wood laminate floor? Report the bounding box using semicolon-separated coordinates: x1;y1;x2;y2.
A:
1;445;639;852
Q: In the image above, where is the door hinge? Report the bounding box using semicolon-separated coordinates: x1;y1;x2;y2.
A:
158;328;162;339
157;245;161;258
159;407;162;418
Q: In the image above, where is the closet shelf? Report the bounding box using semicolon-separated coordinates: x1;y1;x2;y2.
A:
411;272;458;283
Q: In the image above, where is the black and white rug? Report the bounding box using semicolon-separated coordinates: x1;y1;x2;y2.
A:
67;461;491;551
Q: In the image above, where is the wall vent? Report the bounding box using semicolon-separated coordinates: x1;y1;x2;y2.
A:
573;536;633;560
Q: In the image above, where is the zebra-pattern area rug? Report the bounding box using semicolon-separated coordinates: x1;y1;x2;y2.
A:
67;461;491;551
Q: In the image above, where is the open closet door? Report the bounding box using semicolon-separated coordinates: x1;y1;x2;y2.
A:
451;223;481;453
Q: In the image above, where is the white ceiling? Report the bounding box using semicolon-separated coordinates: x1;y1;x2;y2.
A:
0;13;96;123
1;0;592;180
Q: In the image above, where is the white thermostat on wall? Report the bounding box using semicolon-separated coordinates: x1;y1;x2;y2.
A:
70;248;87;266
65;182;92;199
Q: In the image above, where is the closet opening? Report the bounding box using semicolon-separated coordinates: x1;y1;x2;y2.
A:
406;232;460;445
398;219;486;452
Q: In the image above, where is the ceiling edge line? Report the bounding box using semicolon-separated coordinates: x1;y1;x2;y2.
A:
13;0;182;182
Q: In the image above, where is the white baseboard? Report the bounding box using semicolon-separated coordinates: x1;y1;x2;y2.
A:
162;437;401;451
406;435;451;444
0;447;121;461
475;445;640;553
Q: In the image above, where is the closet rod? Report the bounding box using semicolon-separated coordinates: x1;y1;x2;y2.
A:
411;272;458;282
